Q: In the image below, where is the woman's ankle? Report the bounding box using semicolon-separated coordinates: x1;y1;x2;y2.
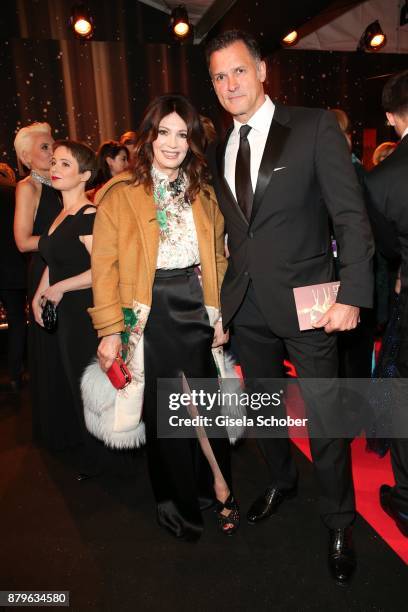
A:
214;482;230;502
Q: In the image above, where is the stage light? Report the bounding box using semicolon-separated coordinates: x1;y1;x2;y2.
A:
358;20;387;52
170;5;191;39
282;31;298;47
75;19;92;36
70;4;94;40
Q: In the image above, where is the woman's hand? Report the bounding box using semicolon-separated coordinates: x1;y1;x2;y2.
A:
97;334;122;372
212;320;229;348
41;283;64;306
32;294;44;327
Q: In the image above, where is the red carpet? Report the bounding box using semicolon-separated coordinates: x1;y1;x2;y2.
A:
285;356;408;564
291;436;408;564
235;363;408;564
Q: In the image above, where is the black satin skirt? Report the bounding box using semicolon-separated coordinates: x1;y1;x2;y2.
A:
143;266;231;541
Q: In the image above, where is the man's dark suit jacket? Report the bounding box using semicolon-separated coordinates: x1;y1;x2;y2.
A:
209;102;374;336
365;136;407;285
0;183;27;290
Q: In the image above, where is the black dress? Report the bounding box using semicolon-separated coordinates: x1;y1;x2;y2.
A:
28;184;79;449
39;206;105;470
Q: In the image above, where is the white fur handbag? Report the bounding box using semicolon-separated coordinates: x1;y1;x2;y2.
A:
81;356;146;449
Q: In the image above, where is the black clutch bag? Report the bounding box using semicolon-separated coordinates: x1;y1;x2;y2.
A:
41;300;58;331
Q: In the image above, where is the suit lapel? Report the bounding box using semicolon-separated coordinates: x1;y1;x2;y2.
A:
250;103;291;225
216;127;249;226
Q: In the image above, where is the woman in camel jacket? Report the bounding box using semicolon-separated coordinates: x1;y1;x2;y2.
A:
89;173;226;337
87;94;239;542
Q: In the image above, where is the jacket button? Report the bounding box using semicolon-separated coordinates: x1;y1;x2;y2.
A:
248;231;254;239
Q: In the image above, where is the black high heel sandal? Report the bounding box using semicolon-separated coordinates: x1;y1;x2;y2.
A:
215;493;240;536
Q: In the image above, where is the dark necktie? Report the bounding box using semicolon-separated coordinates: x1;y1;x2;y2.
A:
235;124;253;222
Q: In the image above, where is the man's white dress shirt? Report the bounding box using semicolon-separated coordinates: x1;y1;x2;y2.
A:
224;95;275;199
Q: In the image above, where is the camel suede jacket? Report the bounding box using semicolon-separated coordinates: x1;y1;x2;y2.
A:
89;173;227;337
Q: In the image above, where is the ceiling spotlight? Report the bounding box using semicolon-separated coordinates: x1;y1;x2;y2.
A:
70;4;94;40
358;20;387;52
170;5;191;39
282;30;298;47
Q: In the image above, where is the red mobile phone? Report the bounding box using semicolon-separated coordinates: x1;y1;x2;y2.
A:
106;356;132;389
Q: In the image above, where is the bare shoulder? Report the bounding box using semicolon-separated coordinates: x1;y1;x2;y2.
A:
16;175;38;196
83;204;97;215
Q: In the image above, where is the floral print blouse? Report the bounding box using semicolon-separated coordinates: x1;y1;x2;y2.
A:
151;165;200;270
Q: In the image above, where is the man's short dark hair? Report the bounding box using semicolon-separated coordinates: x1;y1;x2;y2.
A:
205;30;262;68
382;69;408;117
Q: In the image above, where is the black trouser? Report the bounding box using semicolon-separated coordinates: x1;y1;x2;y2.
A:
338;309;376;439
0;288;27;383
338;309;375;379
389;290;408;514
232;282;355;529
144;267;231;540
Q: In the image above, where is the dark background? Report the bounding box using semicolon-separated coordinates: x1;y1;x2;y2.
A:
0;0;404;172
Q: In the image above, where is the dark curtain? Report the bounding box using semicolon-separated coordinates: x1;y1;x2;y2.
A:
0;5;406;170
266;49;407;159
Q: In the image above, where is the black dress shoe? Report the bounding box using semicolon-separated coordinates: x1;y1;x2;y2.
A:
328;527;356;586
247;486;297;524
380;484;408;537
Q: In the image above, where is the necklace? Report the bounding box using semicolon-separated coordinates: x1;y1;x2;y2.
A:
168;172;185;197
30;170;52;187
151;166;190;240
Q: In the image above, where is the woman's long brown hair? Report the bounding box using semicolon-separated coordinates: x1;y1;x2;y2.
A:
131;94;210;201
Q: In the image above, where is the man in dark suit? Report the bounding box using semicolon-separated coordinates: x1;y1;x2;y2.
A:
205;30;374;584
0;164;27;392
365;69;408;537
